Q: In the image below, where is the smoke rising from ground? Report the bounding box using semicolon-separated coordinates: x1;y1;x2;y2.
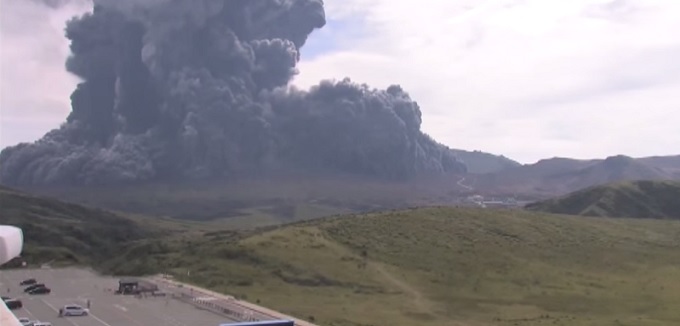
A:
0;0;465;186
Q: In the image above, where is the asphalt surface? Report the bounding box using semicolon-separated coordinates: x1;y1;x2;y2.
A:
152;276;283;323
0;268;238;326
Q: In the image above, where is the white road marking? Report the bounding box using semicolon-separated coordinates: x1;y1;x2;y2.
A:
114;304;128;312
20;305;38;320
89;312;114;326
40;298;58;312
161;315;187;326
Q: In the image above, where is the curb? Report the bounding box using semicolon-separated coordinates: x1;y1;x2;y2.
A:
149;275;318;326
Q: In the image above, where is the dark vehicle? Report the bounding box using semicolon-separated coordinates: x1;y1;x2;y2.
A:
3;298;23;310
28;287;51;295
24;283;46;292
117;278;158;295
20;279;37;286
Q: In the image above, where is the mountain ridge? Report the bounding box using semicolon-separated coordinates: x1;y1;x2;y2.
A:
476;154;680;197
449;149;521;174
525;180;680;218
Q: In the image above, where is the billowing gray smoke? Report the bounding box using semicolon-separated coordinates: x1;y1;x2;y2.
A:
0;0;466;186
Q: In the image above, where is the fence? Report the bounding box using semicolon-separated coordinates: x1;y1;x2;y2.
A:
150;276;317;326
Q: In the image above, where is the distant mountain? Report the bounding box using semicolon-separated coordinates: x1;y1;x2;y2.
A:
449;149;520;174
475;155;680;198
637;155;680;177
568;155;672;186
526;180;680;219
473;157;595;195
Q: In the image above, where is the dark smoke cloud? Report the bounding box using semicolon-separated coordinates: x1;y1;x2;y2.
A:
0;0;466;186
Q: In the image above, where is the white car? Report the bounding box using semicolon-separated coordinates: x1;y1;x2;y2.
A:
59;304;89;317
33;322;52;326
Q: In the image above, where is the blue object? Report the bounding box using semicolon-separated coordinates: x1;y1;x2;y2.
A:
219;320;294;326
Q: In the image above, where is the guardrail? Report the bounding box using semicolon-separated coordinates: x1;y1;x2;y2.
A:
173;292;253;321
149;275;317;326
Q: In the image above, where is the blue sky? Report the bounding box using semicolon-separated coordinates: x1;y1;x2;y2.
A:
302;18;358;60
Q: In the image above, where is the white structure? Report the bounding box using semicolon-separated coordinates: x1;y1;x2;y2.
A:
0;225;23;326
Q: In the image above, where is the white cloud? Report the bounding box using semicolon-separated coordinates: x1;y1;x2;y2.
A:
0;0;91;148
295;0;680;163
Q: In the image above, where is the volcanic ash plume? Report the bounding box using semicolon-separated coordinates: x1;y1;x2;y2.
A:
0;0;466;186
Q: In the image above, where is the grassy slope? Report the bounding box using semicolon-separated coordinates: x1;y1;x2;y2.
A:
113;207;680;326
0;187;175;266
526;180;680;218
4;186;680;325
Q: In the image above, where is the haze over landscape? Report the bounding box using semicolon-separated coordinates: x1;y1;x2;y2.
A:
1;1;680;326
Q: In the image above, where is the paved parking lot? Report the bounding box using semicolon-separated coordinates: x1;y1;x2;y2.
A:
0;268;238;326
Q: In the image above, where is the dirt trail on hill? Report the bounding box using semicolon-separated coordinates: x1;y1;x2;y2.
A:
371;263;431;312
314;228;434;314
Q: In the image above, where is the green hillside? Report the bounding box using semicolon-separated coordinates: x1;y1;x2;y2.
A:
0;187;171;266
526;180;680;218
4;187;680;325
112;207;680;326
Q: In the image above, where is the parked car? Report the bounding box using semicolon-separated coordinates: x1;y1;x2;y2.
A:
24;283;45;292
18;317;32;326
28;286;51;295
33;322;52;326
20;278;37;286
59;304;89;317
4;298;23;310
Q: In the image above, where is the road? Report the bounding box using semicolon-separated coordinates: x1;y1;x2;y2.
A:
0;268;238;326
457;177;474;191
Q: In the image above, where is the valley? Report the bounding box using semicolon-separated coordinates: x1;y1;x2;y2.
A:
15;153;680;228
19;173;478;227
2;1;680;326
3;187;680;326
